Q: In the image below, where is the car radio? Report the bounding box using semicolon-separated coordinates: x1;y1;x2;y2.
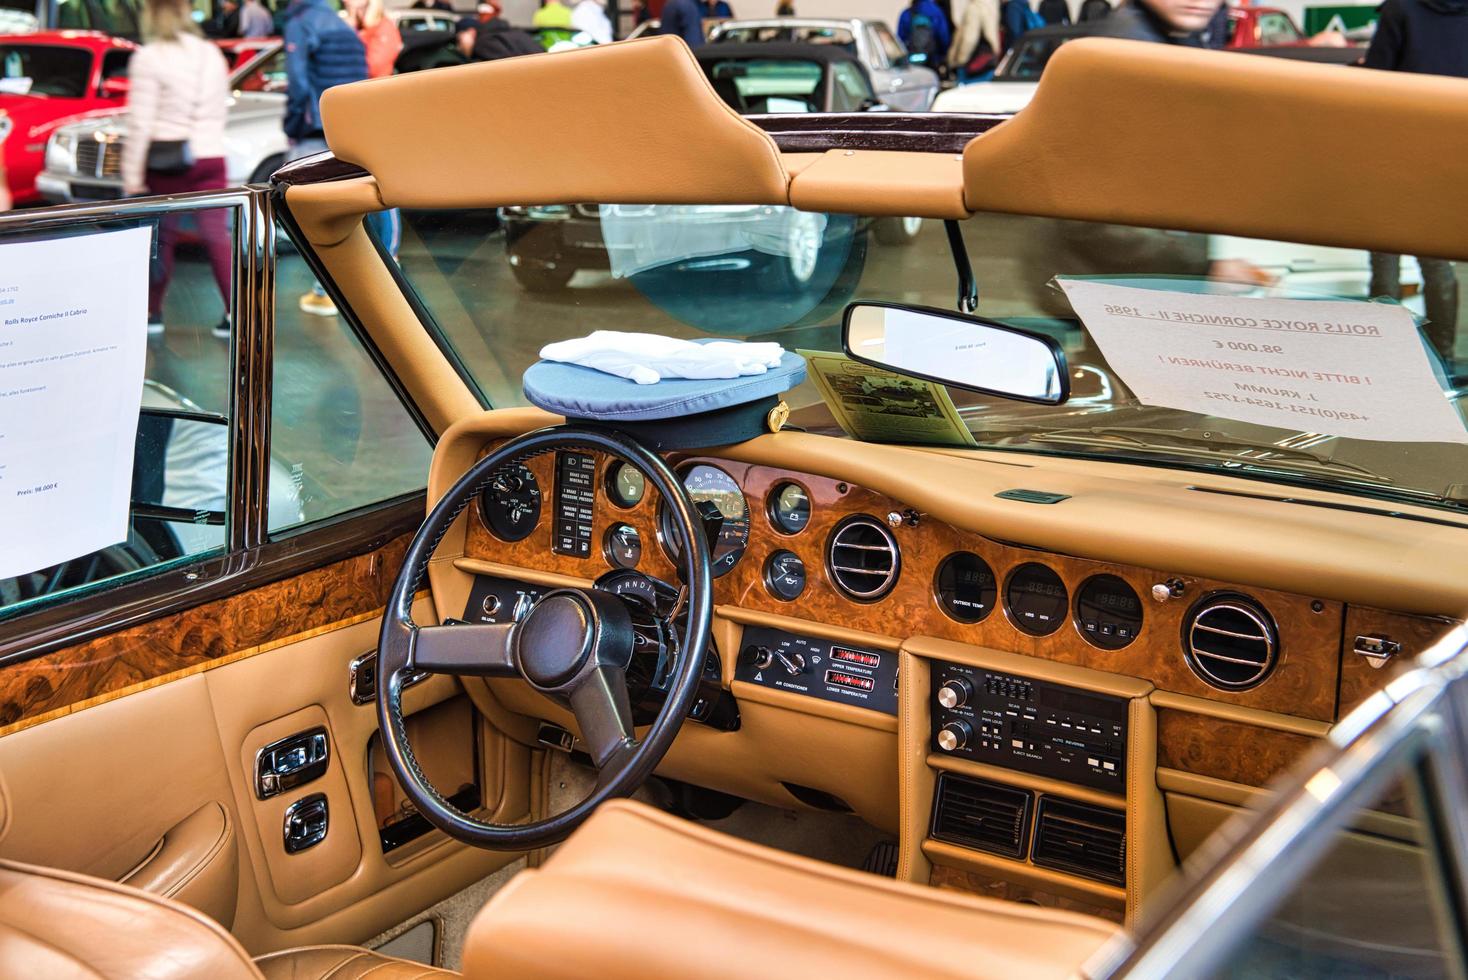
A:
929;661;1127;794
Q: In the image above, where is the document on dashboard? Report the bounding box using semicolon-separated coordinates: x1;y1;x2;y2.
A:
0;227;152;580
1058;278;1468;444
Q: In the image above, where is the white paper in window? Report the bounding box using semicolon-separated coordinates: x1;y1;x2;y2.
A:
1058;278;1468;445
0;226;153;579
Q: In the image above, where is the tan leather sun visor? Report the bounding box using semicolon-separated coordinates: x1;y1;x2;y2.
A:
963;38;1468;259
318;36;788;210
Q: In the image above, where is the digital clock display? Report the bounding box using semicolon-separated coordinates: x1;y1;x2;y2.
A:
1005;563;1068;637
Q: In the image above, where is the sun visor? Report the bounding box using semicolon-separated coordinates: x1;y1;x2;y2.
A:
319;36;789;211
962;39;1468;260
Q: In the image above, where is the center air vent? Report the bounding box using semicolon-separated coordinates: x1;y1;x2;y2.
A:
1031;796;1126;886
930;773;1032;859
826;516;900;601
1183;593;1279;691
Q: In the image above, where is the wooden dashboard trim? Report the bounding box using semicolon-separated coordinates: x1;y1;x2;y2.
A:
1147;691;1332;738
0;535;412;737
1154;708;1320;788
922;839;1126;909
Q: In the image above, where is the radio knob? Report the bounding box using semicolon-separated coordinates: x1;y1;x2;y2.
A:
937;720;972;752
937;678;972;710
747;646;775;671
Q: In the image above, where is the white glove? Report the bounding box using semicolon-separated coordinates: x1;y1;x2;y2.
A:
540;331;784;385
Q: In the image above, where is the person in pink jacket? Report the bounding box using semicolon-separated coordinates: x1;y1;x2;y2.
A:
345;0;404;79
123;0;233;337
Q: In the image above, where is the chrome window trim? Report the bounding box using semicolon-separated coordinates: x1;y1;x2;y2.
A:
1094;622;1468;978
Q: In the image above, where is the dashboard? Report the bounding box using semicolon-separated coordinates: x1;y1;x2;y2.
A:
441;433;1457;923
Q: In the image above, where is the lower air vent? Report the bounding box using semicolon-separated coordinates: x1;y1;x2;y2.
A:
1031;796;1126;886
826;515;900;601
929;773;1032;859
1183;593;1279;691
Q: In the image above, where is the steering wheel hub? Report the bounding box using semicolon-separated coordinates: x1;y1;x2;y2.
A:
516;591;595;688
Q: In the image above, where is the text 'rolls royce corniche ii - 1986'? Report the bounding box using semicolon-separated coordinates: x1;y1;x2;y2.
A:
1;32;1468;980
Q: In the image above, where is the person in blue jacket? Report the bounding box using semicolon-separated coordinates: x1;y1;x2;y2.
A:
897;0;950;65
660;0;705;46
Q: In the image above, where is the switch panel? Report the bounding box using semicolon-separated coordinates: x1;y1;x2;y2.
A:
283;793;329;854
256;727;329;800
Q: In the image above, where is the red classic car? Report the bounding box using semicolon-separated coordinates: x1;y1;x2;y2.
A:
1226;6;1348;48
0;31;135;205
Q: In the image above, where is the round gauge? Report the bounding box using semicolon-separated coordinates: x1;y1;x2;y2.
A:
1075;574;1143;650
935;552;997;624
606;461;646;509
769;482;812;535
479;463;541;542
1005;562;1069;636
604;523;642;569
660;464;750;578
764;550;807;601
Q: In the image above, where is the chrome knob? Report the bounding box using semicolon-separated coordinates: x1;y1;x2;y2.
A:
775;650;807;676
748;646;775;671
937;678;972;710
937;720;972;752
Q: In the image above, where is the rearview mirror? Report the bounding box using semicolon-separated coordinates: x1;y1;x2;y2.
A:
842;302;1069;405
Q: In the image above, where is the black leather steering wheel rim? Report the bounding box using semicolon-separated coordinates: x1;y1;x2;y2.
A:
375;425;713;850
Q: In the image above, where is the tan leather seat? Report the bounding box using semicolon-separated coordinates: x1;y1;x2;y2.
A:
0;859;457;979
464;799;1122;980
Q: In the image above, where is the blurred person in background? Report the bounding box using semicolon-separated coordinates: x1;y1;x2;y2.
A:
239;0;274;37
703;0;734;16
948;0;999;78
898;0;951;68
1096;0;1222;44
414;0;454;9
0;166;10;212
776;0;795;13
283;0;369;316
345;0;403;77
457;11;544;59
123;0;232;337
1077;0;1110;19
571;0;614;42
1038;0;1069;24
1362;0;1468;363
1000;0;1043;47
532;0;576;45
660;0;704;46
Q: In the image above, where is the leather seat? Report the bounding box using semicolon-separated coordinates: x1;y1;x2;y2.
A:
0;859;457;979
464;799;1122;979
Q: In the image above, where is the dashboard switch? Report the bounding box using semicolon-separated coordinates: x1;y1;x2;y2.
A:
775;649;807;676
747;646;775;671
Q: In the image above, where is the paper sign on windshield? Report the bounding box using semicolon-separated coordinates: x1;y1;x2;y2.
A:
1058;279;1468;445
0;227;152;579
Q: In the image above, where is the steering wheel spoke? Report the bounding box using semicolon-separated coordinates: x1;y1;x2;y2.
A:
570;666;636;769
411;622;518;676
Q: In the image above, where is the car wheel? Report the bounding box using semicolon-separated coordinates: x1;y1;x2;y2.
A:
772;210;825;290
875;215;923;246
249;154;285;185
511;260;576;292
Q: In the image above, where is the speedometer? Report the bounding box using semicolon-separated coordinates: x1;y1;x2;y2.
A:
660;463;750;578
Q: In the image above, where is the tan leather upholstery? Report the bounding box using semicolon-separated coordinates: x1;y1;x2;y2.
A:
117;801;238;929
464;800;1120;979
0;858;457;980
255;945;457;979
963;38;1468;259
0;858;258;979
319;36;788;211
789;149;969;218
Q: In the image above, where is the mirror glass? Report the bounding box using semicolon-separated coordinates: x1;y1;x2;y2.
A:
843;303;1068;404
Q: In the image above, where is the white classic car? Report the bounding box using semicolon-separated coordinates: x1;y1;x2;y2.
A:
36;42;287;202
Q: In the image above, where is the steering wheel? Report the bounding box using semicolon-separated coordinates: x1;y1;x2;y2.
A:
376;426;713;850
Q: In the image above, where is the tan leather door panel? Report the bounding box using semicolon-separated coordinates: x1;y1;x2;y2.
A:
119;801;239;928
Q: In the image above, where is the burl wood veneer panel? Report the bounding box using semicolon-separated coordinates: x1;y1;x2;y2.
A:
466;450;1345;721
1337;606;1456;716
929;864;1124;923
1155;708;1319;787
0;536;408;735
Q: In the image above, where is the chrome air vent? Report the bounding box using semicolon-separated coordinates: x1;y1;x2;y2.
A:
825;516;900;601
930;773;1032;859
1031;796;1126;886
1183;593;1279;691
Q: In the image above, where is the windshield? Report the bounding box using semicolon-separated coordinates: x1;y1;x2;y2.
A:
389;205;1468;515
998;35;1070;80
702;58;824;113
0;44;93;97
